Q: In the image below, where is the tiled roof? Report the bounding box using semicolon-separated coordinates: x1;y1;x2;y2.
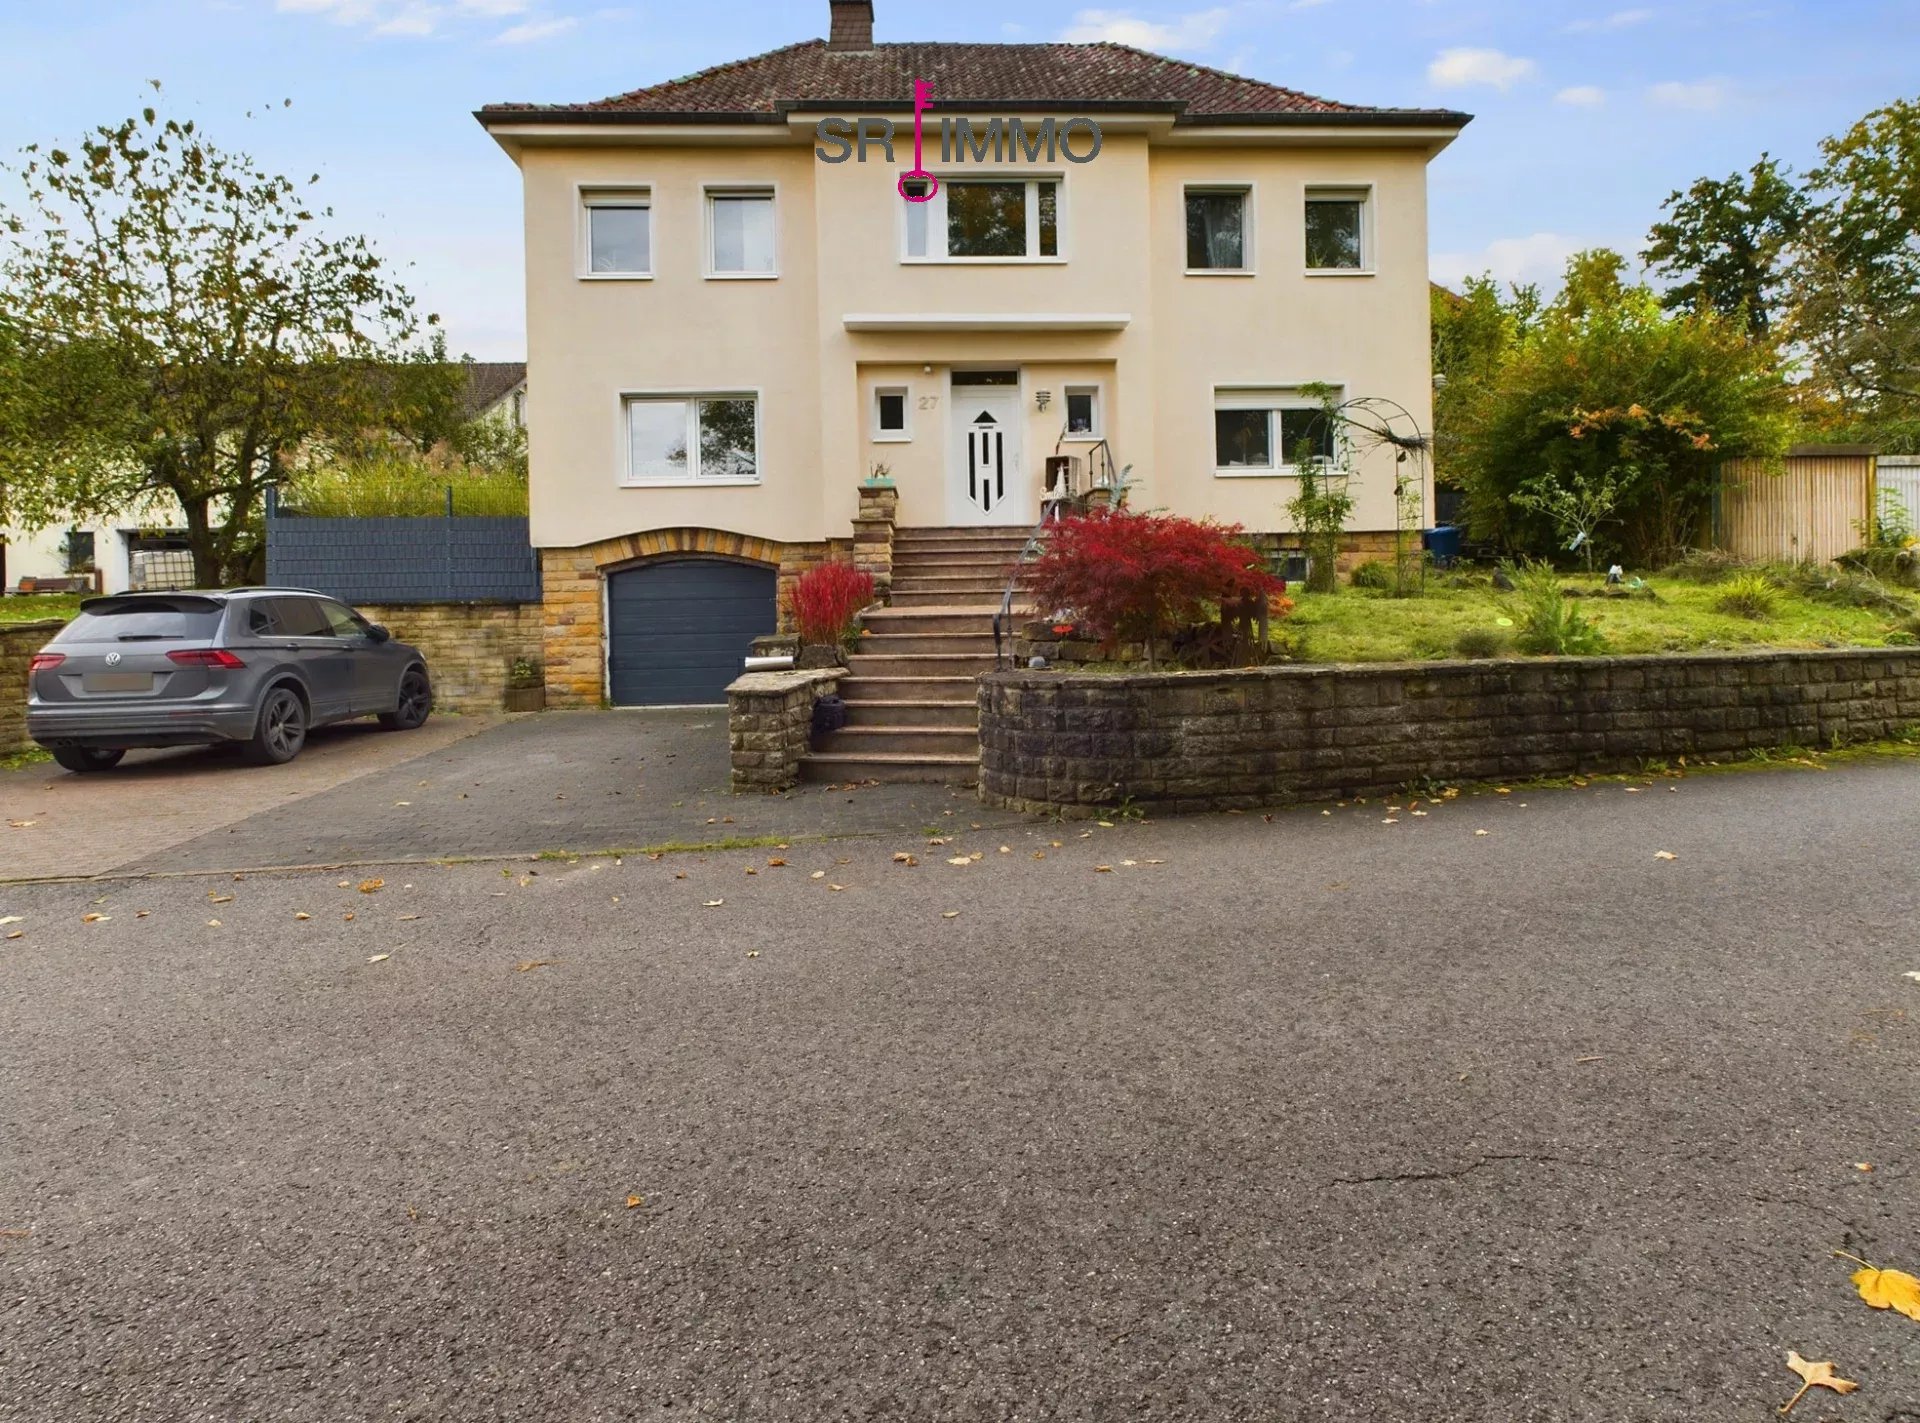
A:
457;361;526;419
479;41;1468;127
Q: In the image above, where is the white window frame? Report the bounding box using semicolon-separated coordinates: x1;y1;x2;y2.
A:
1303;184;1374;277
1212;385;1344;479
1183;183;1256;277
704;184;780;280
578;186;654;281
872;385;912;443
619;390;763;488
901;173;1068;265
1062;384;1103;442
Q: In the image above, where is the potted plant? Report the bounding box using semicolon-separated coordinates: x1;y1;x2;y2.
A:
504;656;545;713
788;561;876;669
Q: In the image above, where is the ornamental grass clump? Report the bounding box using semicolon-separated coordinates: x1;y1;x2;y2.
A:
788;561;875;649
1716;572;1780;620
1021;510;1290;667
1503;559;1609;656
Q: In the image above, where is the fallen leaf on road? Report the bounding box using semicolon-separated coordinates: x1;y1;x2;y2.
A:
0;1228;30;1238
626;1195;644;1209
81;913;109;924
394;801;411;808
810;870;827;880
294;912;311;921
1122;860;1138;867
1032;851;1046;860
1095;865;1113;873
5;931;21;941
703;899;725;908
207;919;222;927
1654;851;1677;861
1904;972;1920;983
746;950;759;958
0;917;20;927
208;893;234;905
515;960;557;973
358;879;385;894
927;837;952;846
1856;1162;1874;1172
343;912;355;921
1097;820;1115;828
7;820;35;829
767;858;787;867
1780;1350;1858;1414
368;953;390;964
1049;840;1063;848
1143;859;1167;865
1475;830;1490;837
338;880;351;888
398;914;418;922
136;910;149;919
1849;1260;1920;1320
1382;818;1399;825
942;911;960;919
1576;1055;1605;1064
999;846;1011;854
744;868;757;876
828;884;846;892
892;852;918;865
947;857;972;867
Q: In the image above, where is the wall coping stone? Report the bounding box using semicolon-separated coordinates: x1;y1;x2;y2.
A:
727;668;841;697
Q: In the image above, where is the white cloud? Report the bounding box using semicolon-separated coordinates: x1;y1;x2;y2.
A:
1649;78;1730;111
1059;7;1232;51
1289;0;1332;8
1431;232;1586;290
1566;8;1653;32
1555;85;1606;107
276;0;533;38
1427;47;1538;91
494;14;575;41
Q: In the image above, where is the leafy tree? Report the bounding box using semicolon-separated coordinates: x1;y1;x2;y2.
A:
1788;98;1920;443
1452;250;1794;566
1432;276;1538;492
0;91;443;586
1642;155;1807;339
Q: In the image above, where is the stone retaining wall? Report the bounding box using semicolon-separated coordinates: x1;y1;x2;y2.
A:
727;668;841;792
980;649;1920;816
1;620;64;753
355;602;542;714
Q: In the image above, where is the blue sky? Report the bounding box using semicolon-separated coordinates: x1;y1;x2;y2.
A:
1;0;1913;358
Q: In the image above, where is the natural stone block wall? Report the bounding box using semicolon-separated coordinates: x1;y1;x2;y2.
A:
1;620;66;753
355;602;541;714
851;482;899;601
727;668;840;792
540;529;825;708
980;649;1920;816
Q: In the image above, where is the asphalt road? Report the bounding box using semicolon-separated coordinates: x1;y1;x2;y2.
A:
3;758;1919;1421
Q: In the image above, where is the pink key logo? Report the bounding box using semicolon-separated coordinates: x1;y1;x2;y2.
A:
897;79;937;203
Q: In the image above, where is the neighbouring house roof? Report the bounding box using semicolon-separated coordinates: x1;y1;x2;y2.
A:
478;41;1471;130
458;361;527;420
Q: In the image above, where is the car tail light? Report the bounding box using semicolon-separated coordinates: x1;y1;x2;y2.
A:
166;648;247;669
29;652;65;672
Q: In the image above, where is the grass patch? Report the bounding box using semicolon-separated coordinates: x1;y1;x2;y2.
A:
279;458;529;518
1281;570;1910;664
0;595;85;626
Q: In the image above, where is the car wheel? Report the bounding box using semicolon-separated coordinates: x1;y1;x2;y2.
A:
243;686;308;766
379;668;433;731
51;746;125;774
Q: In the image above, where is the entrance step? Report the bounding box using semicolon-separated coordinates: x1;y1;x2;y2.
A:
837;675;980;702
862;605;1029;636
799;750;980;785
892;550;1021;571
855;632;998;656
889;589;1009;609
846;653;997;679
812;725;981;757
841;698;977;729
895;526;1034;543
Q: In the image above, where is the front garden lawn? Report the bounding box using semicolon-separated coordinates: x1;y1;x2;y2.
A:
0;594;86;626
1284;572;1914;663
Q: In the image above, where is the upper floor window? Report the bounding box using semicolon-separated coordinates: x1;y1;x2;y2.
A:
904;177;1061;262
1214;387;1339;476
1305;188;1369;272
1186;187;1251;272
708;188;777;277
583;190;651;277
624;394;759;486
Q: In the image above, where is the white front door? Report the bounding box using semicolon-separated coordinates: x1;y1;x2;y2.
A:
949;387;1025;526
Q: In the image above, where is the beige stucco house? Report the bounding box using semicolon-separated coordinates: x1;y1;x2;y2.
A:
480;0;1468;710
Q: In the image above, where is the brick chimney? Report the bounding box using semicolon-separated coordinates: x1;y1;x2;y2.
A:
827;0;874;51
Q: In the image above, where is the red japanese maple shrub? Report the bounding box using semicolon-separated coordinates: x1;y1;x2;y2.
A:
1021;510;1289;658
789;560;876;646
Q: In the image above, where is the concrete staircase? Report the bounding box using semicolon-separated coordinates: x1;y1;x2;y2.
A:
800;526;1031;784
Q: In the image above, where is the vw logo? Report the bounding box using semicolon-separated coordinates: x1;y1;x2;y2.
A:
104;652;121;667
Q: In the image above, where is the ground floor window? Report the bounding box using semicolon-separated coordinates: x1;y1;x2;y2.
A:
624;394;760;486
1213;387;1339;476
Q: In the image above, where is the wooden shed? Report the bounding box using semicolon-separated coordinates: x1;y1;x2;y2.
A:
1714;445;1876;564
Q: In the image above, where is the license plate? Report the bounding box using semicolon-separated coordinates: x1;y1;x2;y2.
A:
86;672;154;693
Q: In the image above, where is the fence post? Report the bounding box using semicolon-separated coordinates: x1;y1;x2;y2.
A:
444;485;455;602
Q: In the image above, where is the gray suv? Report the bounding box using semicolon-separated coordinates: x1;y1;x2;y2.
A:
26;589;432;773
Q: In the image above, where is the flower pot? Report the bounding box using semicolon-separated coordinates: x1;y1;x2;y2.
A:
504;685;545;713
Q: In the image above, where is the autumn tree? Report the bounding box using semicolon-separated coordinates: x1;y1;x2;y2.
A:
0;92;449;585
1642;155;1807;339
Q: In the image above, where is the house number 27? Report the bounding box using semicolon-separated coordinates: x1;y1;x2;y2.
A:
918;395;940;411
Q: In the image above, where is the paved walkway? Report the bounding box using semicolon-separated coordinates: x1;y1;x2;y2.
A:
2;758;1916;1419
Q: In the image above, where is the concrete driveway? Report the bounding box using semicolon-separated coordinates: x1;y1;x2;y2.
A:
1;710;1026;880
1;757;1916;1420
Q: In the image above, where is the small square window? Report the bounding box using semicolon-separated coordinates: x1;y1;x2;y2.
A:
709;189;776;275
1187;189;1249;271
1305;190;1367;270
1064;387;1100;438
585;194;651;275
874;388;909;439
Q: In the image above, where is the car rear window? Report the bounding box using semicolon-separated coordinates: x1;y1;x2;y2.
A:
56;596;226;643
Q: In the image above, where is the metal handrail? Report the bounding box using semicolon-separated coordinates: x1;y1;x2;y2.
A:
991;501;1062;671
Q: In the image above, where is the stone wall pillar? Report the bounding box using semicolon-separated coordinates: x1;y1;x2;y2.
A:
727;668;841;792
852;480;899;603
540;548;605;708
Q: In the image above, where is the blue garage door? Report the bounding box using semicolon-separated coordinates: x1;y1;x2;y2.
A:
607;559;777;706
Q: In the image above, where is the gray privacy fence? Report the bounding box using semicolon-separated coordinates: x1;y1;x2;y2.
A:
265;492;540;605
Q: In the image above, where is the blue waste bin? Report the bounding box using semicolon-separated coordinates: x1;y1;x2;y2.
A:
1423;525;1462;568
